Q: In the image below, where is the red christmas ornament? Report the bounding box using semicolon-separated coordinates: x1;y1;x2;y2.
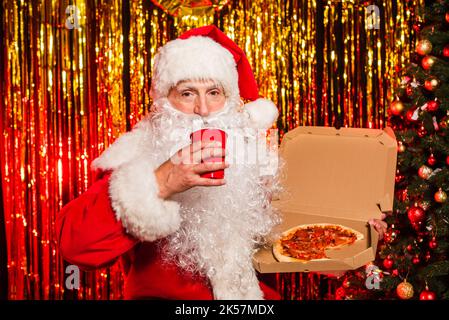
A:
408;206;426;224
383;256;394;269
384;226;399;244
427;154;437;166
412;255;421;265
427;100;440;112
420;287;436;300
395;173;405;183
335;287;346;300
446;12;449;23
406;108;417;122
424;78;439;91
434;188;447;203
444;45;449;58
429;237;438;249
446;155;449;165
418;165;433;179
392;269;399;277
418;126;428;137
407;244;413;252
422;56;436;70
413;22;423;32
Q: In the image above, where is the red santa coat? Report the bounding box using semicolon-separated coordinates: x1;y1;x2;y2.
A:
57;171;280;300
57;113;280;300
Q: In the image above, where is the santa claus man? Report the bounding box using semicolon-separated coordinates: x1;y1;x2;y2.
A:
57;25;282;300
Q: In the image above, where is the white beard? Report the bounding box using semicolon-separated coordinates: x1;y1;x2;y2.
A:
148;98;281;299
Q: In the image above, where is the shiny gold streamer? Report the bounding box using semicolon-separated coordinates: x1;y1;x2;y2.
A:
1;0;423;299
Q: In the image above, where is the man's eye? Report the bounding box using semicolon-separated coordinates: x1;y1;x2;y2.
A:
209;90;220;96
181;92;193;97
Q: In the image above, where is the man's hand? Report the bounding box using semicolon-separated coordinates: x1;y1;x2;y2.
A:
368;213;388;240
154;140;229;199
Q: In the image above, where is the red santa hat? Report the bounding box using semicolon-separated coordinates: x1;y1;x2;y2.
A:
151;25;278;129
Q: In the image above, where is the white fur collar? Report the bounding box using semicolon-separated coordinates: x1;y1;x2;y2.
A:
91;116;153;172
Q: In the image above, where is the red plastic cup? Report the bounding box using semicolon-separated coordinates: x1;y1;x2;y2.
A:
190;128;227;179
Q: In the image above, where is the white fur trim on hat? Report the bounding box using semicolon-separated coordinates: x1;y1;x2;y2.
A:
244;98;279;129
151;36;239;100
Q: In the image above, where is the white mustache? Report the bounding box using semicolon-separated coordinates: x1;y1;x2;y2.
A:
153;97;234;127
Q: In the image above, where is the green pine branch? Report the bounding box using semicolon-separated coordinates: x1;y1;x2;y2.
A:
419;260;449;277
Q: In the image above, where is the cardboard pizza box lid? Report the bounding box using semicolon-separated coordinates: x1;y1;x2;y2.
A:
274;126;397;222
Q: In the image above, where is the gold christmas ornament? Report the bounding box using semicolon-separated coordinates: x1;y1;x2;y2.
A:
439;116;449;129
434;188;447;203
418;200;431;211
416;39;433;56
396;280;414;300
390;100;405;116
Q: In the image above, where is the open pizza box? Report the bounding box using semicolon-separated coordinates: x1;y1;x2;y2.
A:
253;126;397;273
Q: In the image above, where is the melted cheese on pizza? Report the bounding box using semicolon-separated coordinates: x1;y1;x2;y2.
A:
279;225;358;261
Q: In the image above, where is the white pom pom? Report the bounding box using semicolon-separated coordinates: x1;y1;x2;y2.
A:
244;98;279;129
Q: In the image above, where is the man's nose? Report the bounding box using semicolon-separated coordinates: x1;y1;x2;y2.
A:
194;94;209;117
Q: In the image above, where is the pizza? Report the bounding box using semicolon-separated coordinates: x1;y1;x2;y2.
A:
273;223;364;262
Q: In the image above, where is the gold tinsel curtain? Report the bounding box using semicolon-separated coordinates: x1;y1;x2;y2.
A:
0;0;422;299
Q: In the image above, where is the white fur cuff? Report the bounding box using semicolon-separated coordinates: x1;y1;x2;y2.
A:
108;157;181;242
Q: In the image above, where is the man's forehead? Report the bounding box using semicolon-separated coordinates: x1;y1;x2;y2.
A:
175;79;223;89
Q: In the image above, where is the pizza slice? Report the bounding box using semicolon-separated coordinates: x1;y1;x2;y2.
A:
273;223;364;263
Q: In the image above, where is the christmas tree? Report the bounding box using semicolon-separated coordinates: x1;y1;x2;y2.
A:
339;0;449;300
